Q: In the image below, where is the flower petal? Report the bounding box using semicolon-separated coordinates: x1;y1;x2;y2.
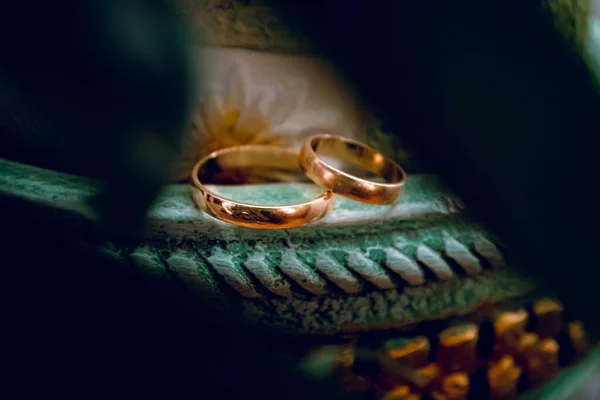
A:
265;78;308;127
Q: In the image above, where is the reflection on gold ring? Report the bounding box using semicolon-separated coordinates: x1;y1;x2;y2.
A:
190;145;336;229
299;134;407;205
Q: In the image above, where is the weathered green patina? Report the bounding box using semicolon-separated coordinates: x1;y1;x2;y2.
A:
0;156;534;335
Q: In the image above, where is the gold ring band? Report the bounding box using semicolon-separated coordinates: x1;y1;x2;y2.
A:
191;145;336;229
299;134;407;205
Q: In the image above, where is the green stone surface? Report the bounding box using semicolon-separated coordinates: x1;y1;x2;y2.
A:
0;157;534;334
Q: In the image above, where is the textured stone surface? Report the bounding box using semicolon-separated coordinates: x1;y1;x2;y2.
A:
174;0;312;52
174;0;593;54
0;157;534;334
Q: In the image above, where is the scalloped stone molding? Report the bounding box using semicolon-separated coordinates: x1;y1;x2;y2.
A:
1;157;535;334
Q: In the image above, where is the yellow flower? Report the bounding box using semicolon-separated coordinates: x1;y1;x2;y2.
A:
174;60;308;181
173;48;369;182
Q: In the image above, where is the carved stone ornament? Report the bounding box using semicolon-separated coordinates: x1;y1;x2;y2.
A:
0;156;535;335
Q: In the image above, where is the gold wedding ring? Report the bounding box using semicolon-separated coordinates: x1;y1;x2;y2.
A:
300;134;406;205
191;145;335;229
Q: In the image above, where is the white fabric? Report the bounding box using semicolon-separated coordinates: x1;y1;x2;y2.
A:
174;46;368;181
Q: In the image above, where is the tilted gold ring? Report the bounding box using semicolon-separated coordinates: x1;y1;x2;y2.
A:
299;134;407;205
190;145;335;229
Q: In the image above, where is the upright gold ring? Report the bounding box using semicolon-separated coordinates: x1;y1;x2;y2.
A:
299;134;407;205
191;145;336;229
